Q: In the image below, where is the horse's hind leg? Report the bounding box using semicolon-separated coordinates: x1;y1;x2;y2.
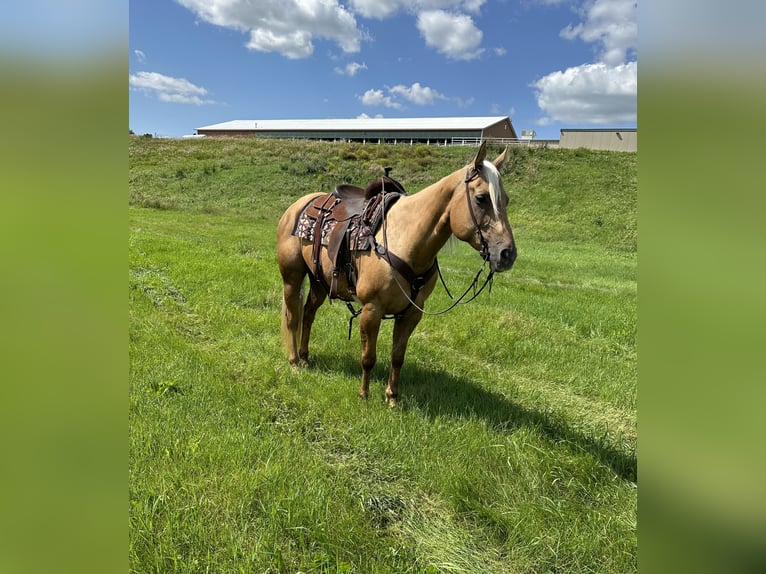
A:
281;274;305;367
298;278;327;364
278;231;308;367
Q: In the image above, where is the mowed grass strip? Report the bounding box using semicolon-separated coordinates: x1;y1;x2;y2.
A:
129;137;636;573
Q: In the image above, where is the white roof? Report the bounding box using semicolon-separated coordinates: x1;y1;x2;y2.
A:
197;116;509;132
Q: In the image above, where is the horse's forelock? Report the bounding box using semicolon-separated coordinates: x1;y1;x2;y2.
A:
481;160;503;217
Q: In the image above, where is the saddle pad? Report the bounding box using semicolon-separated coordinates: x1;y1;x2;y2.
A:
292;194;342;245
294;210;337;245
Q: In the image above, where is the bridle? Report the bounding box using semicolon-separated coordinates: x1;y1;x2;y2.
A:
463;166;492;262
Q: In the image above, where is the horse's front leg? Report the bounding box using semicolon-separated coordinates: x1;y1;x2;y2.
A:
386;308;423;407
358;303;382;400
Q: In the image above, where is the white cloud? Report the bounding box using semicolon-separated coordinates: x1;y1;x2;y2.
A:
532;0;637;125
246;28;314;59
349;1;485;20
389;82;446;105
360;89;403;109
417;9;484;60
134;49;146;63
359;82;448;108
560;0;637;65
173;0;493;62
460;0;486;13
531;61;636;124
349;0;404;19
493;46;507;57
129;71;215;105
175;0;361;58
490;104;515;116
335;61;368;76
454;96;475;108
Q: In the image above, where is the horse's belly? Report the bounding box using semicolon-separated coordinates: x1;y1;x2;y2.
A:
299;242;361;302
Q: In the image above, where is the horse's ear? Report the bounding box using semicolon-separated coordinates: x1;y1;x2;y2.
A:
472;140;487;170
493;145;510;171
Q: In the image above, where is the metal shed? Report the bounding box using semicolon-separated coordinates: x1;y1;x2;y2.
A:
559;128;637;152
196;116;518;144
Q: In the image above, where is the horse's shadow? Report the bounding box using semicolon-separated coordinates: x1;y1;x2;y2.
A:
310;351;637;483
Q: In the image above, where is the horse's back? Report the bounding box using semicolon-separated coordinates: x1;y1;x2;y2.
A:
277;192;324;238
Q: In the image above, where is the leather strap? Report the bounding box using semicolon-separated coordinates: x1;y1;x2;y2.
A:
373;241;438;303
311;194;339;296
464;167;490;262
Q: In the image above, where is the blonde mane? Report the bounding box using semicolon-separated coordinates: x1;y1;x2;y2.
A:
481;159;504;218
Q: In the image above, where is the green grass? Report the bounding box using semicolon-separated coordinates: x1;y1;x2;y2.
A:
129;137;636;573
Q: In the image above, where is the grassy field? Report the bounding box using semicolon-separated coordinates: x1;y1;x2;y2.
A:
129;137;636;573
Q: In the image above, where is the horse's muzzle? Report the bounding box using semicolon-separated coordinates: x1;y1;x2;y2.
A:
494;245;517;272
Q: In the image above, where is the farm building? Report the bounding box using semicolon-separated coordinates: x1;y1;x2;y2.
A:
559;128;637;152
196;116;518;144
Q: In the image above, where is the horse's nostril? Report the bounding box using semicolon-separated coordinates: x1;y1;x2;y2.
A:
500;247;517;267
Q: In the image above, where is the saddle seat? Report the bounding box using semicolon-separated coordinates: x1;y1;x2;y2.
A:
334;176;408;208
292;174;407;299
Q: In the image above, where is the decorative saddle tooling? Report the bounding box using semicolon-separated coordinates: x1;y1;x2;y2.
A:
292;172;439;307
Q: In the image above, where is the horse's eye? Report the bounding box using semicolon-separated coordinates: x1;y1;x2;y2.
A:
475;193;489;206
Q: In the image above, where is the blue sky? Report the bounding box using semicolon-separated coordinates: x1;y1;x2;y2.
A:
129;0;637;139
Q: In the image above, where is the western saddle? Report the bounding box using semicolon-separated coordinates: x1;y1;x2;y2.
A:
292;168;409;300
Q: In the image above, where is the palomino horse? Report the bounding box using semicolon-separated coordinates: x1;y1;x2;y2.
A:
277;142;516;405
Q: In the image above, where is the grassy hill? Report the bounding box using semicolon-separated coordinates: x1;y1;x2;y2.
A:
129;137;636;251
129;136;636;573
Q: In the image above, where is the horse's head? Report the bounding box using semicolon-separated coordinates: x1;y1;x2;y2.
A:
450;141;517;273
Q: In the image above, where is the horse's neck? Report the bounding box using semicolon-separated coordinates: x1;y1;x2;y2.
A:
384;170;461;271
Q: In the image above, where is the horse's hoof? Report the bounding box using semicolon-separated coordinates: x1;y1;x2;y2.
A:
386;395;399;408
289;359;308;372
